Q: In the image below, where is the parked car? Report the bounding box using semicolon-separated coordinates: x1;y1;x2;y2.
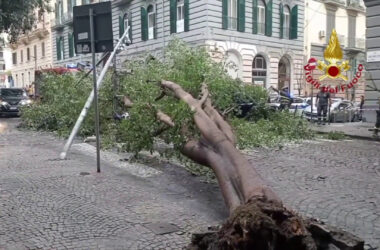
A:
303;99;359;122
0;88;32;117
289;97;310;114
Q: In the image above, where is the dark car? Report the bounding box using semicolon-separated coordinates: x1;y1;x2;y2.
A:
0;88;32;117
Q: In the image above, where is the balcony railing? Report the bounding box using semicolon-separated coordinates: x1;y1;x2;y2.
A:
256;22;266;35
227;17;237;30
347;37;365;49
63;11;73;24
322;0;345;6
346;0;364;10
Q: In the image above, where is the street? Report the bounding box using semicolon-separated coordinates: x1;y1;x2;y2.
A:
0;118;379;249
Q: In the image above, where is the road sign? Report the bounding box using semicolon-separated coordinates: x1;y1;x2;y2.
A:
73;2;113;54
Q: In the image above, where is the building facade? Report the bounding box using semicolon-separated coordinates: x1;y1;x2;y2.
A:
10;9;54;88
0;34;13;87
363;0;380;123
304;0;366;102
52;0;106;69
111;0;305;94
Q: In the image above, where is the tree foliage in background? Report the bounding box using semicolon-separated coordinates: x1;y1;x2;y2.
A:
0;0;51;43
21;39;313;151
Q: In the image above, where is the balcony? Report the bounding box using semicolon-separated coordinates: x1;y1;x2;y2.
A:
326;33;346;47
322;0;345;7
346;37;365;52
346;0;365;11
53;16;64;30
63;11;73;25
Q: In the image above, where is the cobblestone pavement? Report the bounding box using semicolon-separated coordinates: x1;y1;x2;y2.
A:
1;117;380;249
245;139;380;249
0;118;227;249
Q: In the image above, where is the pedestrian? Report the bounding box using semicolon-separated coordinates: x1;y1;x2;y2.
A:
316;86;331;125
359;95;365;121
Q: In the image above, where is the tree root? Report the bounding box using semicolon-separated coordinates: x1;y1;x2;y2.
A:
188;198;364;250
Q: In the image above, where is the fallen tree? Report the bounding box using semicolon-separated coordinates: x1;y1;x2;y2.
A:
116;41;364;249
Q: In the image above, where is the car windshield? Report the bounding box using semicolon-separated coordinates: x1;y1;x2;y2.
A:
1;89;25;97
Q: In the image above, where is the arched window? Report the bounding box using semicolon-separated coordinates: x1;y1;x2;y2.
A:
284;6;290;39
147;5;155;40
257;0;266;34
252;55;267;86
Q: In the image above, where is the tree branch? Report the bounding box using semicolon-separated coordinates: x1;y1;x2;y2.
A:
156;110;175;127
199;83;209;107
123;95;133;108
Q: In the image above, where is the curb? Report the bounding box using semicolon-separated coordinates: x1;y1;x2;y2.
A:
313;130;380;142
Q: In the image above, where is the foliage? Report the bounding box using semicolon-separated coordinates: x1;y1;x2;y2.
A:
0;0;51;43
20;72;115;141
21;39;314;158
231;112;314;148
326;131;346;140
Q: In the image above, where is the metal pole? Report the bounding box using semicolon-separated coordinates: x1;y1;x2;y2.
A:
59;26;130;160
311;71;314;123
89;8;101;173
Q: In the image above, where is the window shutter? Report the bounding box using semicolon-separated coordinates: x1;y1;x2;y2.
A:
184;0;190;32
222;0;228;29
237;0;245;32
61;37;64;59
154;4;158;39
140;7;148;41
56;37;61;60
119;15;124;38
290;5;298;39
170;0;177;33
68;33;74;57
129;14;133;43
265;0;272;36
279;3;283;38
252;0;258;34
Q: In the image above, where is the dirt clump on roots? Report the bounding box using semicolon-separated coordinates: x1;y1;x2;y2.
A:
188;198;364;250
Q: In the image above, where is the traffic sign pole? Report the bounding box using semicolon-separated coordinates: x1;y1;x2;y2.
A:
90;8;101;173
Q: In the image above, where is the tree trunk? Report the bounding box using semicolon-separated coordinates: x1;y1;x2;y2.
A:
155;80;364;250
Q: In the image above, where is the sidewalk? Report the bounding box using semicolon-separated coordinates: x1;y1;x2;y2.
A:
311;122;379;140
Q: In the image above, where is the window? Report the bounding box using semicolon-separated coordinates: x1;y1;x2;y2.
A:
177;0;185;32
119;12;132;42
68;33;75;57
56;36;64;60
170;0;189;33
27;48;30;61
257;0;265;34
252;55;267;86
283;6;290;39
12;53;17;65
0;52;3;58
147;5;155;40
34;45;37;60
21;50;24;63
0;64;5;71
227;0;237;30
41;42;45;57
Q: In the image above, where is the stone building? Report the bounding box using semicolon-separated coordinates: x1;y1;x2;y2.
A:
10;9;54;88
304;0;366;102
111;0;305;94
363;0;380;123
0;34;13;87
51;0;305;94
